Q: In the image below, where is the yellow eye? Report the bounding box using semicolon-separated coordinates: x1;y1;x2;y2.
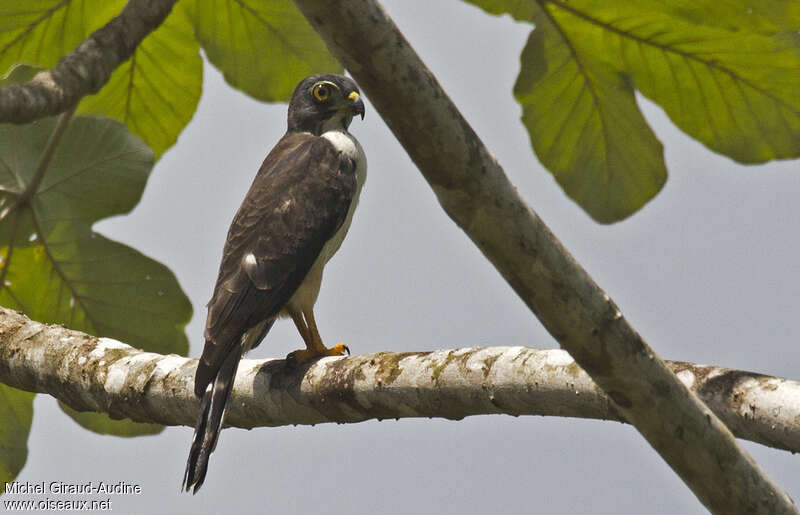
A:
312;83;330;101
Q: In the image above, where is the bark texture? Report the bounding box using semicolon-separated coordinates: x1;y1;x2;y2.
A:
291;1;797;512
0;0;177;124
1;308;799;455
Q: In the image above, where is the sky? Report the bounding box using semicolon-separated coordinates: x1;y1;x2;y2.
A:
13;1;800;513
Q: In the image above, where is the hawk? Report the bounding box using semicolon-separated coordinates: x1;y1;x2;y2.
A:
183;74;366;493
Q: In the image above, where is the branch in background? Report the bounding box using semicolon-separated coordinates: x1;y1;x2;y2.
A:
0;0;177;124
291;0;797;512
1;308;799;454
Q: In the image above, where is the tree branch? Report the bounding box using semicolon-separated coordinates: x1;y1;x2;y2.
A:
2;308;799;455
0;0;177;124
291;0;797;512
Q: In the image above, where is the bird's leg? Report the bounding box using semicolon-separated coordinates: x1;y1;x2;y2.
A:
286;308;349;365
286;309;318;365
289;309;313;348
304;308;348;357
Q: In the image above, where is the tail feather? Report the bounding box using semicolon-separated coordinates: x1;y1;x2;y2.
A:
182;347;242;493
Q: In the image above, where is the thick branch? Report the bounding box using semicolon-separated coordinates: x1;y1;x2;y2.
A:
1;308;799;455
291;0;797;512
0;0;177;124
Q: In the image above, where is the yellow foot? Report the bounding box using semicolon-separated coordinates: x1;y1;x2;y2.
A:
286;343;350;366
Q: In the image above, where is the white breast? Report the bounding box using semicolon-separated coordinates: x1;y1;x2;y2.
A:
318;129;367;264
284;129;367;313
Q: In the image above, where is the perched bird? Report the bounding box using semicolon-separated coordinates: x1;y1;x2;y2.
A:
183;74;366;493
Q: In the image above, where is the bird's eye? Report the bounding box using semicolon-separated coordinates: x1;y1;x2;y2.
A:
312;83;330;102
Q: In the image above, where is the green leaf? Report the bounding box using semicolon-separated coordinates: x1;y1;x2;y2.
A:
0;384;34;493
0;115;192;435
0;1;120;71
0;64;40;86
0;1;202;159
514;7;666;222
464;0;800;221
464;0;800;34
77;6;202;159
186;0;341;102
551;4;800;164
629;0;800;35
0;115;191;353
0;231;191;356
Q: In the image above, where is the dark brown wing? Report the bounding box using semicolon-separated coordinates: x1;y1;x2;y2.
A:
194;132;357;397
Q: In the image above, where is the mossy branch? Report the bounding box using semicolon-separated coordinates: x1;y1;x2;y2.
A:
1;308;799;455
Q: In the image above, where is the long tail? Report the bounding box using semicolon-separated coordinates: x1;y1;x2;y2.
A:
182;346;242;493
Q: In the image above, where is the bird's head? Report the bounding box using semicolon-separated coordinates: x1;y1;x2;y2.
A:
287;74;365;135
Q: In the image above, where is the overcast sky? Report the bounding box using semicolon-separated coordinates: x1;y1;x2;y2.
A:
15;1;800;513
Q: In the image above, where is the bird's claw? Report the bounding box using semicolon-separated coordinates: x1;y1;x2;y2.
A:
285;343;350;366
329;343;349;357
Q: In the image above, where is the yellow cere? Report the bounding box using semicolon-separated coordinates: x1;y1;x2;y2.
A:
348;91;360;101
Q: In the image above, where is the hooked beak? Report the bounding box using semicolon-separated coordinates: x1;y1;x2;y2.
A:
348;91;365;120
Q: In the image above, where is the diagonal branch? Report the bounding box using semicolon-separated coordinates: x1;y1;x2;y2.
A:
0;0;178;124
2;308;800;454
291;0;796;512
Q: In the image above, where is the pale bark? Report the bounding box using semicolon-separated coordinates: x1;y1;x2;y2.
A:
292;1;797;512
2;308;799;456
0;0;177;124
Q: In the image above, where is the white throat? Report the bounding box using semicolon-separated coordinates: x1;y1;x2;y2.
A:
321;130;361;162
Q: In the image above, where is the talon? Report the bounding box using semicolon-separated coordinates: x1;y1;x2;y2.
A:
328;343;349;357
286;344;349;366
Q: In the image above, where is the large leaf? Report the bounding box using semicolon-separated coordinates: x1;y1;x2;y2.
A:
465;0;800;222
77;5;202;159
0;384;34;493
1;233;191;356
186;0;341;102
0;0;202;159
0;1;119;71
471;0;800;34
514;9;666;222
628;0;800;35
0;115;191;435
552;5;800;164
0;64;39;87
0;115;191;353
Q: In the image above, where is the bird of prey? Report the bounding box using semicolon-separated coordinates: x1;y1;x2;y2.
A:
182;74;366;493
